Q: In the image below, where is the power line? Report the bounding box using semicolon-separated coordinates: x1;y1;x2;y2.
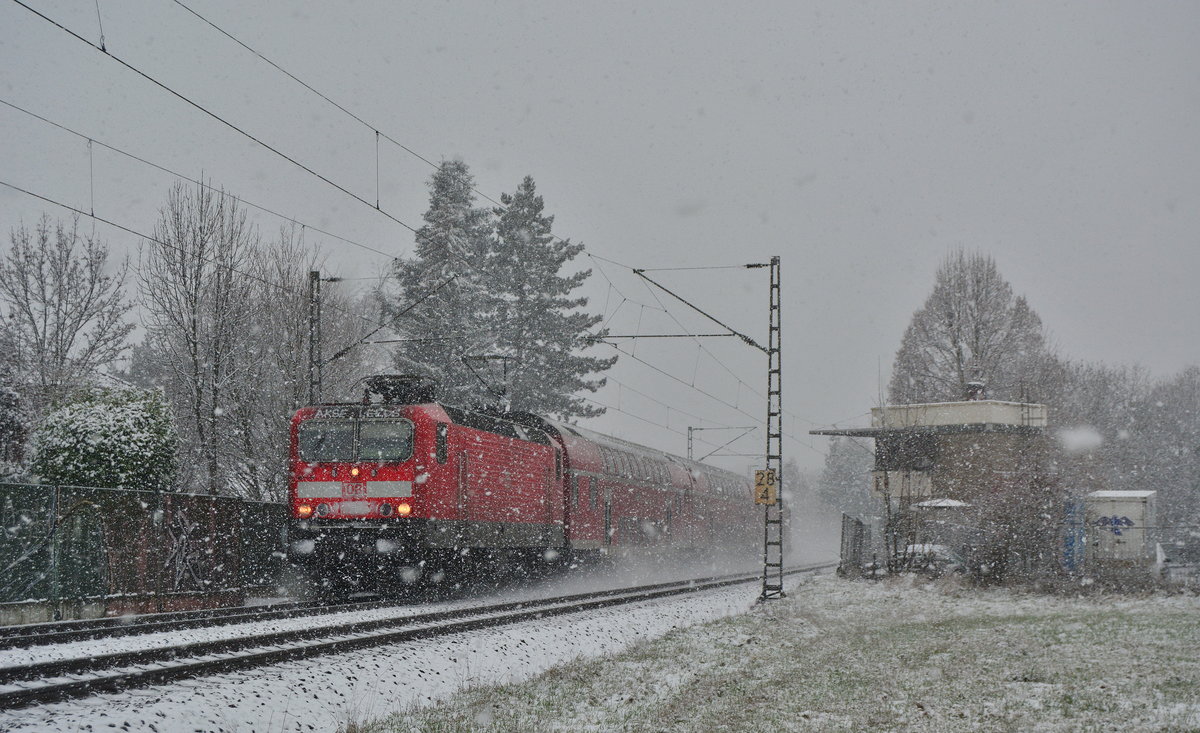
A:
11;0;419;235
9;3;533;301
0;177;436;348
167;0;511;208
598;341;823;457
168;0;620;304
590;252;826;429
635;265;759;272
0;97;400;264
12;0;671;358
635;272;771;404
606;375;736;429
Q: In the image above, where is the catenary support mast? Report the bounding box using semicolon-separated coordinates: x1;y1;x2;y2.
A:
308;270;321;404
762;256;785;599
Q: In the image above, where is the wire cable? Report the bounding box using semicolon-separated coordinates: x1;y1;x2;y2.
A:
10;0;419;235
0;177;438;347
167;0;515;208
0;97;400;263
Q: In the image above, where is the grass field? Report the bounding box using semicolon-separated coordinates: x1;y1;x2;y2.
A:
355;574;1200;732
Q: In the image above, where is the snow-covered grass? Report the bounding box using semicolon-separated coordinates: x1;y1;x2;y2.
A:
365;575;1200;732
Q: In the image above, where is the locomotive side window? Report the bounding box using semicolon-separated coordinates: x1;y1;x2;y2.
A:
435;423;448;464
358;420;414;462
298;420;355;462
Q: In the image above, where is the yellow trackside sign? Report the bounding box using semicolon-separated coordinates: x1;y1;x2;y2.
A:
754;469;778;505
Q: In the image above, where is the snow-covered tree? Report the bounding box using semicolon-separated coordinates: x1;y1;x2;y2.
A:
30;388;176;491
816;436;874;516
487;175;614;418
888;251;1054;403
138;181;257;494
384;160;497;406
0;215;134;415
132;203;376;499
384;165;613;418
223;226;375;500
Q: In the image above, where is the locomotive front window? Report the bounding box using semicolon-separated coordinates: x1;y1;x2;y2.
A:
298;420;355;462
358;420;414;462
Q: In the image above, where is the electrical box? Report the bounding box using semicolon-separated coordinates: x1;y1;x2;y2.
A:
1085;490;1156;563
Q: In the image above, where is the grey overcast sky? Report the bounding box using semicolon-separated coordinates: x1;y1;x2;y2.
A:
2;1;1198;472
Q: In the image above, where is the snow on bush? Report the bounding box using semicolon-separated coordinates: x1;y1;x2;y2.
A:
31;388;177;490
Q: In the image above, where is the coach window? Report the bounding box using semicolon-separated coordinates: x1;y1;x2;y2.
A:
436;423;448;464
298;420;355;462
358;420;415;462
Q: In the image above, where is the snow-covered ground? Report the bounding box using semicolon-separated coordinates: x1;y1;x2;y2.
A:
366;574;1200;732
0;562;783;732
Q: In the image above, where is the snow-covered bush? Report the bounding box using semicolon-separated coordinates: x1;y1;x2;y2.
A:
31;388;177;490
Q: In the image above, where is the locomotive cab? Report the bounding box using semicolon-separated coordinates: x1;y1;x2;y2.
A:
287;376;445;594
287;375;567;596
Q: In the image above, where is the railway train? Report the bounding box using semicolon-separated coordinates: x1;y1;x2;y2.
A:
287;375;759;593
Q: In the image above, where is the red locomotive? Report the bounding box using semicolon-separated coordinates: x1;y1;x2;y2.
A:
287;375;758;593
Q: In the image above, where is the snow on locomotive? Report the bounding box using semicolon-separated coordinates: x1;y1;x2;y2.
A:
287;375;758;593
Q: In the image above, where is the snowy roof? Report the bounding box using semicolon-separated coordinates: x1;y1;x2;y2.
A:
1086;490;1156;499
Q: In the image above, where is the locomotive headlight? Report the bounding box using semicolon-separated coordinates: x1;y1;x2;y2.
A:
350;467;360;478
297;504;314;518
396;502;412;516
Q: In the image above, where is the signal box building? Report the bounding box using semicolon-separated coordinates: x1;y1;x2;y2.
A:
814;400;1057;574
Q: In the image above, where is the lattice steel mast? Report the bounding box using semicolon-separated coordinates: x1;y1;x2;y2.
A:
761;256;785;599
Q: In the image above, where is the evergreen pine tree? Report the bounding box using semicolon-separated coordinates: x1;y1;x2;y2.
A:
488;176;614;419
386;160;499;405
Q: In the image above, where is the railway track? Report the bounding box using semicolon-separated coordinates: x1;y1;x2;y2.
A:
0;592;455;650
0;561;834;710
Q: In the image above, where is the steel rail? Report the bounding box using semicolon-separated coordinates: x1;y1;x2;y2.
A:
0;599;308;648
0;562;834;710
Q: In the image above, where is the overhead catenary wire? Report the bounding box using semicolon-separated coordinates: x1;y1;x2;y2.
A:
590;253;826;429
635;270;771;404
167;0;513;209
12;0;711;340
0;178;441;350
4;9;530;303
0;97;400;264
601;341;824;457
10;0;419;235
41;0;601;305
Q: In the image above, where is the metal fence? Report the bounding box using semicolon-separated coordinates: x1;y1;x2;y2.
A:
0;483;287;618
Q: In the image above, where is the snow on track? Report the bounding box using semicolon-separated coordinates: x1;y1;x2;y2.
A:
0;576;777;732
